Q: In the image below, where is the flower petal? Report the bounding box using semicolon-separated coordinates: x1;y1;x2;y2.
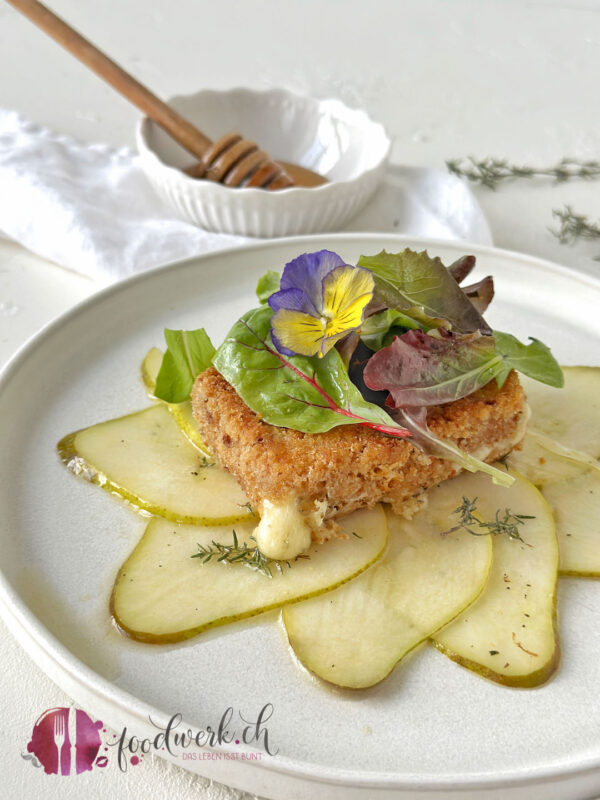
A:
268;287;315;316
321;265;375;336
269;329;297;358
280;250;345;314
271;309;325;358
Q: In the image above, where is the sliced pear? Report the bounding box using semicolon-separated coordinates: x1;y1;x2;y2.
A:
111;506;388;643
508;434;600;577
58;405;253;525
523;429;600;471
508;432;597;485
282;480;492;689
141;347;212;458
521;367;600;458
432;468;559;687
141;346;164;394
542;468;600;577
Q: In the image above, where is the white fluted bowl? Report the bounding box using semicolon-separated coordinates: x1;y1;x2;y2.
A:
136;87;390;237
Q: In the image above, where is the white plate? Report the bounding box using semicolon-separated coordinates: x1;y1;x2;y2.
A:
1;234;600;800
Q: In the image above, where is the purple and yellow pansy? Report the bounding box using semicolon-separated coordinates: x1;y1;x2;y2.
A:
268;250;375;358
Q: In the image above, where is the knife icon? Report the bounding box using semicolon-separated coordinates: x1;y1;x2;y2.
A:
67;708;77;775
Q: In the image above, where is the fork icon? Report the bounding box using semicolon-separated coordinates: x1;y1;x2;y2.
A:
53;713;66;775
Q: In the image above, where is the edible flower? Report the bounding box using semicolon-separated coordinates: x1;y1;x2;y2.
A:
268;250;375;358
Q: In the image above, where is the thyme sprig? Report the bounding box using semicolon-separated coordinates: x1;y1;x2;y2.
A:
447;157;600;190
191;530;309;578
551;205;600;249
442;496;534;543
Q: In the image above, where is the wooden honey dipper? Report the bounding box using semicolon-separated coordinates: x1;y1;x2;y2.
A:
7;0;327;189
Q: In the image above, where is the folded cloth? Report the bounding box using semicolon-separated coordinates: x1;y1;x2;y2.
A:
0;110;492;284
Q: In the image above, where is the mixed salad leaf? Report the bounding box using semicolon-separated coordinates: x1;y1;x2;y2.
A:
493;331;564;388
363;329;502;408
153;248;563;484
360;308;422;350
357;249;492;334
154;328;215;404
256;270;280;304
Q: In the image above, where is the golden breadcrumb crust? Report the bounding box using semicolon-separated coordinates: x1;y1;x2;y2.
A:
192;367;525;518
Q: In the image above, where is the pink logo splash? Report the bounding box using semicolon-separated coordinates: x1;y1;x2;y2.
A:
26;707;105;775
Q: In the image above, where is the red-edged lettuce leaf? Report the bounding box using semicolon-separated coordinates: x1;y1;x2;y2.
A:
363;329;502;408
357;249;492;335
391;407;514;487
448;254;477;284
462;276;494;314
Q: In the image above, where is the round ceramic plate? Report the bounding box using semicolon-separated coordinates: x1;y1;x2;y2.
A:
1;234;599;800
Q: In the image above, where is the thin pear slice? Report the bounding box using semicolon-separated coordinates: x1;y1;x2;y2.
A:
140;346;164;394
521;367;600;458
432;468;559;688
141;347;212;459
58;405;253;525
542;467;600;577
282;481;492;689
508;432;598;485
111;506;388;643
508;435;600;577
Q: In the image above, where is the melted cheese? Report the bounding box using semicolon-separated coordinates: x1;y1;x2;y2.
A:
469;404;531;461
253;498;313;560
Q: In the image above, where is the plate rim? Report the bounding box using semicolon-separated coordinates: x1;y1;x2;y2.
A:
2;232;600;794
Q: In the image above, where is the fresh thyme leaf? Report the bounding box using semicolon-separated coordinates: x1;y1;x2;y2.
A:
191;532;308;578
447;157;600;190
441;496;533;543
550;206;600;259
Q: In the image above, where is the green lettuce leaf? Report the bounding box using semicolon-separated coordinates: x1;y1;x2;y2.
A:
360;309;423;351
357;249;491;334
493;331;564;388
154;328;216;403
255;270;281;304
213;306;410;437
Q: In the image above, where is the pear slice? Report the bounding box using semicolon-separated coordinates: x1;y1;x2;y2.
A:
111;506;388;643
282;478;492;689
140;346;164;394
432;468;559;687
508;432;599;485
521;367;600;458
542;467;600;577
508;434;600;577
141;347;212;459
58;405;253;525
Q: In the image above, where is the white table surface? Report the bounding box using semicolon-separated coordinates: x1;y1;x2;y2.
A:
1;1;600;798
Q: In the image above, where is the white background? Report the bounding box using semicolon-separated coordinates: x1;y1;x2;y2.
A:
1;1;599;798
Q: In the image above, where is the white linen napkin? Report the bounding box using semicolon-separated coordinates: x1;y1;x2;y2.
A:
0;109;492;284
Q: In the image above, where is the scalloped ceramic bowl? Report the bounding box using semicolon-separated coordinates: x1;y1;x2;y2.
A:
136;87;390;237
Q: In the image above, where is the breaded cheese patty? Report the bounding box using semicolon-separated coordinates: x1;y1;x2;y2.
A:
191;367;526;521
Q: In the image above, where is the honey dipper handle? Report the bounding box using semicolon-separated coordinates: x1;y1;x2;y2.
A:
6;0;213;159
